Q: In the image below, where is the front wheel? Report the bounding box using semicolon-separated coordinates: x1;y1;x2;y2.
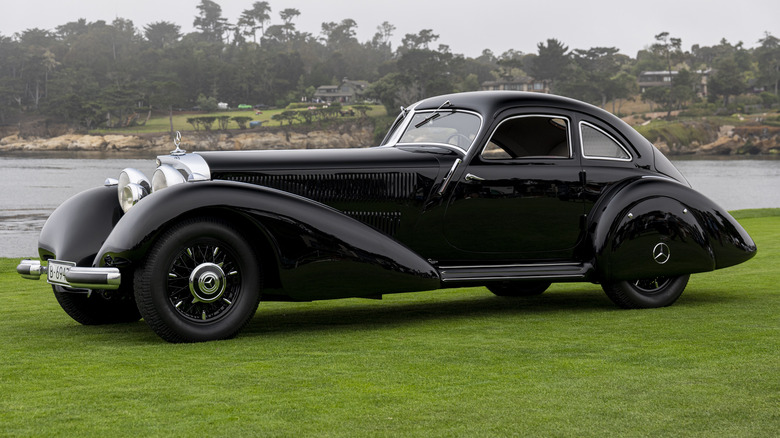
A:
602;275;690;309
134;217;262;343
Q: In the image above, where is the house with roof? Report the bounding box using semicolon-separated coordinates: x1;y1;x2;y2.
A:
638;70;711;98
480;77;549;93
313;79;369;103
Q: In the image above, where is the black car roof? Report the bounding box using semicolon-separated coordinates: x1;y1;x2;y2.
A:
415;91;612;121
414;91;655;161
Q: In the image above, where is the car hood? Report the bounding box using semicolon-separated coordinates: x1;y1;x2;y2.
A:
197;146;446;174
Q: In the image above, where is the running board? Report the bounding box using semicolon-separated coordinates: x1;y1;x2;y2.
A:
439;262;593;284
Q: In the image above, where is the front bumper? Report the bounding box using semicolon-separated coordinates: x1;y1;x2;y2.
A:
17;259;121;290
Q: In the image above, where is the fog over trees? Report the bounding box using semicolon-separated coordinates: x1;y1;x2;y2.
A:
1;0;778;128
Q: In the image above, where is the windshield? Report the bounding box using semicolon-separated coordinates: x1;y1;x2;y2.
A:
396;111;481;151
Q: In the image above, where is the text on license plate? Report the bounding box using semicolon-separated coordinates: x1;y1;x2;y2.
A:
47;260;76;286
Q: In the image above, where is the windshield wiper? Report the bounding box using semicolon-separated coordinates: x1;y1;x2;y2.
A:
414;100;452;128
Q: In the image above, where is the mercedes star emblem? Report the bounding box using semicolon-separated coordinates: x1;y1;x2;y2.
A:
653;243;671;264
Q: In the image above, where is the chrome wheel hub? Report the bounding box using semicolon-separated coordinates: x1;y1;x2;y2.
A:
166;243;241;323
189;263;226;303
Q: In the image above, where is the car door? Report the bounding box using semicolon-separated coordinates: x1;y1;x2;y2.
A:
442;112;585;260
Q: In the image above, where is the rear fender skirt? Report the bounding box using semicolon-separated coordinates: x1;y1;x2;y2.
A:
37;185;124;266
95;181;440;299
589;177;756;281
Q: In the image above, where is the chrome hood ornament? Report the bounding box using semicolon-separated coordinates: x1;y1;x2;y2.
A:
171;131;186;156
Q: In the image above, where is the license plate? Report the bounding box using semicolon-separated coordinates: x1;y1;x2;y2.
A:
47;260;76;286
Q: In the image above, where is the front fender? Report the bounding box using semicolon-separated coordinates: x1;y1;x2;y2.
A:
37;185;123;266
589;176;756;281
96;181;440;299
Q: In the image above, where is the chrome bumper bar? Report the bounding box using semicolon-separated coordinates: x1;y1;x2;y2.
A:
17;260;121;290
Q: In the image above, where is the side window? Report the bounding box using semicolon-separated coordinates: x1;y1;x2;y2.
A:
481;115;570;160
580;122;631;160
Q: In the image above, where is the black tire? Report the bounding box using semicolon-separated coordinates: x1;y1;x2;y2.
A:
488;281;551;297
53;285;141;325
602;274;690;309
134;217;262;343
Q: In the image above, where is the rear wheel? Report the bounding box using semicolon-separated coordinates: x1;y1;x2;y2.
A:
134;217;262;343
488;281;551;297
602;275;689;309
53;285;141;325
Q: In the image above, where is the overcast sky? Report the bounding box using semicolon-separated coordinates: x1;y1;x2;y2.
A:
1;0;778;57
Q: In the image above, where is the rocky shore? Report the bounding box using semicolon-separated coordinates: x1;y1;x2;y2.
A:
0;123;376;153
1;120;778;156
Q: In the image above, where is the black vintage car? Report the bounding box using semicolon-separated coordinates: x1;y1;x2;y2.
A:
18;91;756;342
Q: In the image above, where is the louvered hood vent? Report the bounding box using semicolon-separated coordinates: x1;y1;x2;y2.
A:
220;172;417;203
216;172;418;235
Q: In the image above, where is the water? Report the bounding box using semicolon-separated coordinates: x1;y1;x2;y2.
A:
1;153;779;257
1;153;156;258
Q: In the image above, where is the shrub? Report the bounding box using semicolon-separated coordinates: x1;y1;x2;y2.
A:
232;116;253;129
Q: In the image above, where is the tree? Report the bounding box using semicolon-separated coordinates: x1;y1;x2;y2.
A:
756;32;780;95
559;47;624;108
238;1;271;43
279;8;301;42
320;19;358;49
370;21;395;52
530;39;570;91
400;29;439;52
193;0;228;42
710;57;746;105
144;21;181;49
196;94;219;112
652;32;683;116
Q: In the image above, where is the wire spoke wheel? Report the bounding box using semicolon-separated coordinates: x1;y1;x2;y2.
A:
135;217;262;343
603;274;689;309
631;277;673;295
167;242;242;323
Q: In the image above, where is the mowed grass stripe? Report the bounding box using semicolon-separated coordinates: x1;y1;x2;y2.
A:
1;211;777;437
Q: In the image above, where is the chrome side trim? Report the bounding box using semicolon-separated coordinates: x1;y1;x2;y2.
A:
480;114;574;160
580;121;633;162
439;262;593;283
437;158;462;195
439;262;582;270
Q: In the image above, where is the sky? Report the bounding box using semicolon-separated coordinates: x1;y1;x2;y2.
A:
1;0;778;58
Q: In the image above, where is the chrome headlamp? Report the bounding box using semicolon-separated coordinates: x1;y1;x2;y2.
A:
152;164;187;193
118;168;151;213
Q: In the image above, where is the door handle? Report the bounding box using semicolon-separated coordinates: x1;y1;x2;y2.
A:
465;173;485;181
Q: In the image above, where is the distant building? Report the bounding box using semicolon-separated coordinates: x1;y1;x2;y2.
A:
313;79;369;103
480;77;549;93
638;70;711;98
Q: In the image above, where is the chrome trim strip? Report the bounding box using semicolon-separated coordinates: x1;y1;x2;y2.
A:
579;121;633;162
437;158;462;195
439;262;582;270
394;108;484;153
480;114;574;160
441;274;586;282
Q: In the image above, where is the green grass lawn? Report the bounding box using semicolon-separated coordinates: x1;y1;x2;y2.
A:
90;105;387;135
1;212;778;436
